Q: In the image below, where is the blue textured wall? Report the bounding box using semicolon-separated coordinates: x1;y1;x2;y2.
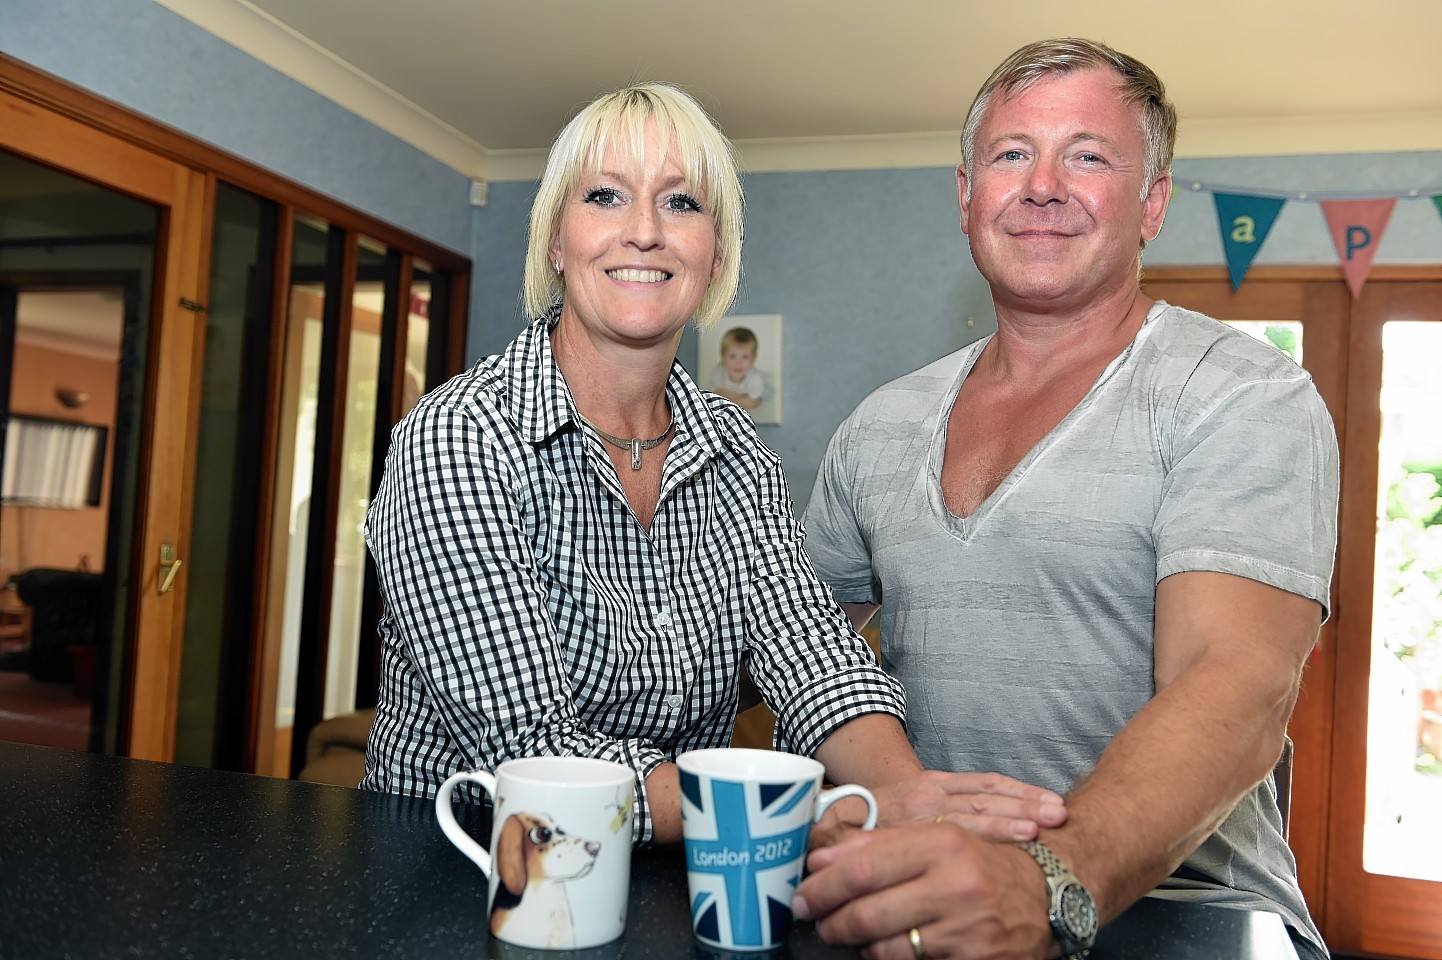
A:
469;181;536;358
725;167;995;505
3;0;471;255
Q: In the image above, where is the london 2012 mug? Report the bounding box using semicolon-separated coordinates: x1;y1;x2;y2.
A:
677;747;878;951
435;756;635;950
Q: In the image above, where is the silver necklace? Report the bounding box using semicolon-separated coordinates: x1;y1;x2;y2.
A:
576;412;673;471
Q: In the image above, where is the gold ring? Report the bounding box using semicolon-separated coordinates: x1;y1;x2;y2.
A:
908;926;927;960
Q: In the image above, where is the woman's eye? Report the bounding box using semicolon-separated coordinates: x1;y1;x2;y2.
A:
583;187;622;206
666;192;703;213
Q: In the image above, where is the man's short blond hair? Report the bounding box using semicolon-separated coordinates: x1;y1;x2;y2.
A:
960;38;1177;202
522;82;744;330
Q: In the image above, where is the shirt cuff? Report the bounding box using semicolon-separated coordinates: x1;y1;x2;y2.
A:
589;740;670;847
773;664;907;757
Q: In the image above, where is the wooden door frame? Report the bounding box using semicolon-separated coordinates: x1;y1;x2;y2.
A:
1326;281;1442;959
1;82;213;762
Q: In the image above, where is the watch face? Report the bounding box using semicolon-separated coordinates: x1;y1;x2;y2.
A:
1059;881;1099;941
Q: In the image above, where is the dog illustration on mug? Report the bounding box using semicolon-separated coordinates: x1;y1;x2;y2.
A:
488;811;602;947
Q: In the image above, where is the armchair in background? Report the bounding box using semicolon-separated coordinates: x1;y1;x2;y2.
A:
9;568;104;689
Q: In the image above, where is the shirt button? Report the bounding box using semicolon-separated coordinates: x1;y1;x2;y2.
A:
664;694;683;711
654;610;673;628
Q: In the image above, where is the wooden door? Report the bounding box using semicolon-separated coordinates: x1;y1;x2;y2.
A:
1326;281;1442;959
1146;268;1442;959
0;85;212;760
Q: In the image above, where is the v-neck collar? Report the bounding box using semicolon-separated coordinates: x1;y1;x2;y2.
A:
926;302;1168;541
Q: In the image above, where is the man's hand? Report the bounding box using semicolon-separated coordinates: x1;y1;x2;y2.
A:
812;770;1067;848
794;822;1057;960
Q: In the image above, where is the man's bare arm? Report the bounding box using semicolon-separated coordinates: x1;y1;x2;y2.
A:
1040;570;1319;919
795;571;1320;957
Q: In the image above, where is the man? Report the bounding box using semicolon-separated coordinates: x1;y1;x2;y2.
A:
794;38;1336;960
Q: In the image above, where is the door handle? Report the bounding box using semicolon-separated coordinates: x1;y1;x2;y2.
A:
159;543;184;595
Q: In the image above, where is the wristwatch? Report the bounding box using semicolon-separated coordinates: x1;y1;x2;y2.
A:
1019;840;1098;960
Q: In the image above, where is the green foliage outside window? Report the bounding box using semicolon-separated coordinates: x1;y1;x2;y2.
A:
1378;462;1442;774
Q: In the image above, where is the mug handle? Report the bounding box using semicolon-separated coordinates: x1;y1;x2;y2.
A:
815;784;878;830
435;769;498;874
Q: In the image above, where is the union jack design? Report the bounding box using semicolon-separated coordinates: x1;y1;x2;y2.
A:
680;771;815;949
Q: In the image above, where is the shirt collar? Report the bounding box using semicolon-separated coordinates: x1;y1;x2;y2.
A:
500;312;735;463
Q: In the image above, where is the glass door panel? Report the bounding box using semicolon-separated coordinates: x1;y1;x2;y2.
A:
321;238;386;722
255;218;328;778
404;264;437;415
172;183;279;769
1363;320;1442;882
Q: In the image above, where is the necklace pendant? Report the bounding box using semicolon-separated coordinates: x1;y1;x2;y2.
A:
629;439;642;471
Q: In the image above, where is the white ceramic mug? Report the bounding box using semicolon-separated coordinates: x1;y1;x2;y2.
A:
435;757;636;950
677;747;878;952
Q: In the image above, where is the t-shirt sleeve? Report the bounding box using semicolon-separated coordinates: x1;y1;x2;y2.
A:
802;419;882;606
1153;374;1340;619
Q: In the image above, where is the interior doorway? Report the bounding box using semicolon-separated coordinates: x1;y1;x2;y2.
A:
0;146;160;756
0;284;131;752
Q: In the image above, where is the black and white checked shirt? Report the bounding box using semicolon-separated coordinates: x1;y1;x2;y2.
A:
360;316;905;844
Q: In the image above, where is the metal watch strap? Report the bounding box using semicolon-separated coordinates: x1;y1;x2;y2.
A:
1019;840;1098;960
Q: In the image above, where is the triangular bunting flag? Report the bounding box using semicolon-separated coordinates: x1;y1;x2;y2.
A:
1321;198;1396;298
1214;193;1286;291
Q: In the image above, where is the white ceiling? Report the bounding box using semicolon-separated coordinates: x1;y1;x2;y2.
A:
17;291;123;360
155;0;1442;180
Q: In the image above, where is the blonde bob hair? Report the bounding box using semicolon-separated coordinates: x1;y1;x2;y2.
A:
523;82;744;331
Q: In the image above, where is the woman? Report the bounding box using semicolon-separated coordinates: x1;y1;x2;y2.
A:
360;82;1062;846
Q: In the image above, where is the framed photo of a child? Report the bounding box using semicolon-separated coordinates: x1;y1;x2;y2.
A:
698;313;782;424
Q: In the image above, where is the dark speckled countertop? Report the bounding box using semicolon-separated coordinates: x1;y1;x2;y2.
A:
0;743;1296;959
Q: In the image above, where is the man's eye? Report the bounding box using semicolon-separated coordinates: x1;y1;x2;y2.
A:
1078;153;1104;164
666;193;703;213
999;149;1025;162
583;188;621;206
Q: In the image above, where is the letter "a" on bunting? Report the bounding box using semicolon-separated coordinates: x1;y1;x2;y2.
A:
1214;193;1286;291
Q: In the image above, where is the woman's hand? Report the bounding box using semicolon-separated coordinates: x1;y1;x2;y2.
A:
812;770;1067;848
793;821;1056;960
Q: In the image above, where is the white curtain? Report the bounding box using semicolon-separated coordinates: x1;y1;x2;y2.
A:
1;418;105;508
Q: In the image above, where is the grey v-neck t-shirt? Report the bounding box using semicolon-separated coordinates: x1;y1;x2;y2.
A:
803;302;1337;956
